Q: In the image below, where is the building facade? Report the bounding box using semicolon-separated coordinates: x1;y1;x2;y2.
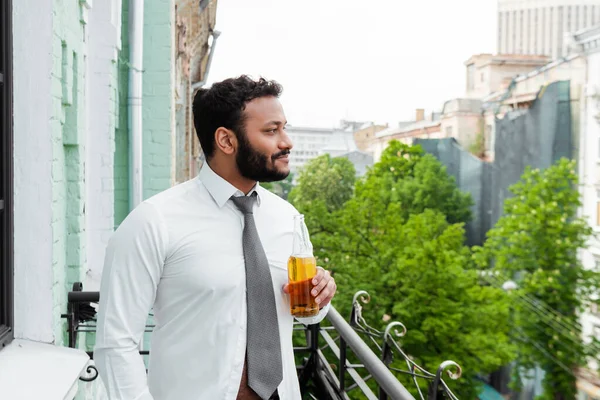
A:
285;126;335;173
0;0;218;398
497;0;600;60
285;125;359;173
372;119;442;162
481;53;587;161
352;122;387;154
572;25;600;392
174;0;218;184
465;54;551;99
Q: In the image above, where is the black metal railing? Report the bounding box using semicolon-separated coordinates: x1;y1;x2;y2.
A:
62;283;461;399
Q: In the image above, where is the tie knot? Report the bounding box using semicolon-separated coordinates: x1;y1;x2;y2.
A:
230;192;257;214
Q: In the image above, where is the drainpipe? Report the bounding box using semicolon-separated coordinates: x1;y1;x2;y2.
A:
191;30;221;91
128;0;144;210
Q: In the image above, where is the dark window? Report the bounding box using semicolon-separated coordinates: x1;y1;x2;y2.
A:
0;0;13;349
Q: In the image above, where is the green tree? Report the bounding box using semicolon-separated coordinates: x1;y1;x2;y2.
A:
288;154;356;213
261;173;295;200
362;141;473;224
305;142;513;397
474;158;599;400
288;154;355;244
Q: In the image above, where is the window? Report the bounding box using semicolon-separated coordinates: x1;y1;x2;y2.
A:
445;126;453;137
519;10;524;53
541;8;546;55
466;64;475;91
511;11;516;52
0;0;13;349
534;9;538;53
498;12;502;52
557;7;563;58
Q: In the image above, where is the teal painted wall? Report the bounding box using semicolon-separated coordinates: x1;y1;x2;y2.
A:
114;0;174;224
51;0;87;346
114;0;131;227
143;1;174;200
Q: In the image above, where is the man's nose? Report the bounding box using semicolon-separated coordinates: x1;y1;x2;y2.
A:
280;130;293;150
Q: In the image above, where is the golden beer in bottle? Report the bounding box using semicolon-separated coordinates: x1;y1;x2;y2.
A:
288;215;319;317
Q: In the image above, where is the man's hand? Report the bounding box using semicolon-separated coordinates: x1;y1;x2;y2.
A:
283;267;336;308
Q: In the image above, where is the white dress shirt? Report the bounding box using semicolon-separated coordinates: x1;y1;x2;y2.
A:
94;163;330;400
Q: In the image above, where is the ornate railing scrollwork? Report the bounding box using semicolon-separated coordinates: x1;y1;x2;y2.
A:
79;364;99;382
308;290;463;400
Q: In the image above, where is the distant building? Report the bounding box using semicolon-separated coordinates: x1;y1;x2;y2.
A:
285;126;336;173
572;24;600;390
335;151;374;177
320;130;358;158
352;122;388;154
465;54;551;99
497;0;600;60
482;53;587;161
440;98;486;157
372;110;442;162
286;125;359;173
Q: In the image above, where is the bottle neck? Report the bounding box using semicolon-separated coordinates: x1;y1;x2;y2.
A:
292;215;312;257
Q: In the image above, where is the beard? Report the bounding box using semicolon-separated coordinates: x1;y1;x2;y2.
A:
235;129;290;183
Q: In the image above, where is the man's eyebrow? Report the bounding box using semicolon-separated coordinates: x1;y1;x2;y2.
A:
264;120;288;126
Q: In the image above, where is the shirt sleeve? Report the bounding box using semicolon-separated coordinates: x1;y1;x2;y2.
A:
294;302;331;326
94;202;168;400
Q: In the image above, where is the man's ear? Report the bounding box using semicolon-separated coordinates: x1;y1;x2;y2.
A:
214;127;237;156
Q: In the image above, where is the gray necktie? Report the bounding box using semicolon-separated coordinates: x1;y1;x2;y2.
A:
231;193;283;399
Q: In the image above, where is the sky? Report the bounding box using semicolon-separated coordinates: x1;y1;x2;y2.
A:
207;0;498;128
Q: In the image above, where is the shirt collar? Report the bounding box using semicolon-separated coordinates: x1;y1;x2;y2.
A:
198;162;262;208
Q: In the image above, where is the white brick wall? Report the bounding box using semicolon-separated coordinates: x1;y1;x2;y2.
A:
12;0;55;344
85;0;122;291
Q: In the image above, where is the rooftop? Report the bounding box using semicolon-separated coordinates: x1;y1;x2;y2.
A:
375;119;441;139
465;53;551;67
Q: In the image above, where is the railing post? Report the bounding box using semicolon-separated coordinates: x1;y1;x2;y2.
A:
63;282;83;348
379;339;392;400
339;336;347;393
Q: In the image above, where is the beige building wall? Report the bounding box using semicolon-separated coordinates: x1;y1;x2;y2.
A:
465;54;551;99
372;121;441;162
353;124;387;154
440;114;483;149
174;0;218;183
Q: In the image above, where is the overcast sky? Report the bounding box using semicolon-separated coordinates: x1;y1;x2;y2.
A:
207;0;497;128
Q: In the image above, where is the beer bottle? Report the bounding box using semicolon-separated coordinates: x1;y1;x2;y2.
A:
288;214;319;317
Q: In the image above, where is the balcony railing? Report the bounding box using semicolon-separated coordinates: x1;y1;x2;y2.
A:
62;283;461;399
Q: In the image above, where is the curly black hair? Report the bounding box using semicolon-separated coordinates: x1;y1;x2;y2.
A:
192;75;283;160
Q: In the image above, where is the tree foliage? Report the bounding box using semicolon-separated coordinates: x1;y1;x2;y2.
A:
292;141;514;398
261;173;295;200
474;158;599;400
288;154;356;213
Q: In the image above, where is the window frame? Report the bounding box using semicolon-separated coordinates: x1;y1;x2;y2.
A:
0;0;14;350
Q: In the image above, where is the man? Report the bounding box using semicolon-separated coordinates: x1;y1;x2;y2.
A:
94;75;336;400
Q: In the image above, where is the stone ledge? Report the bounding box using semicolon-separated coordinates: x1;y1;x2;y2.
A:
0;339;91;400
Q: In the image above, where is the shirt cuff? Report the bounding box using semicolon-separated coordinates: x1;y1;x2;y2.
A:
294;302;331;326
